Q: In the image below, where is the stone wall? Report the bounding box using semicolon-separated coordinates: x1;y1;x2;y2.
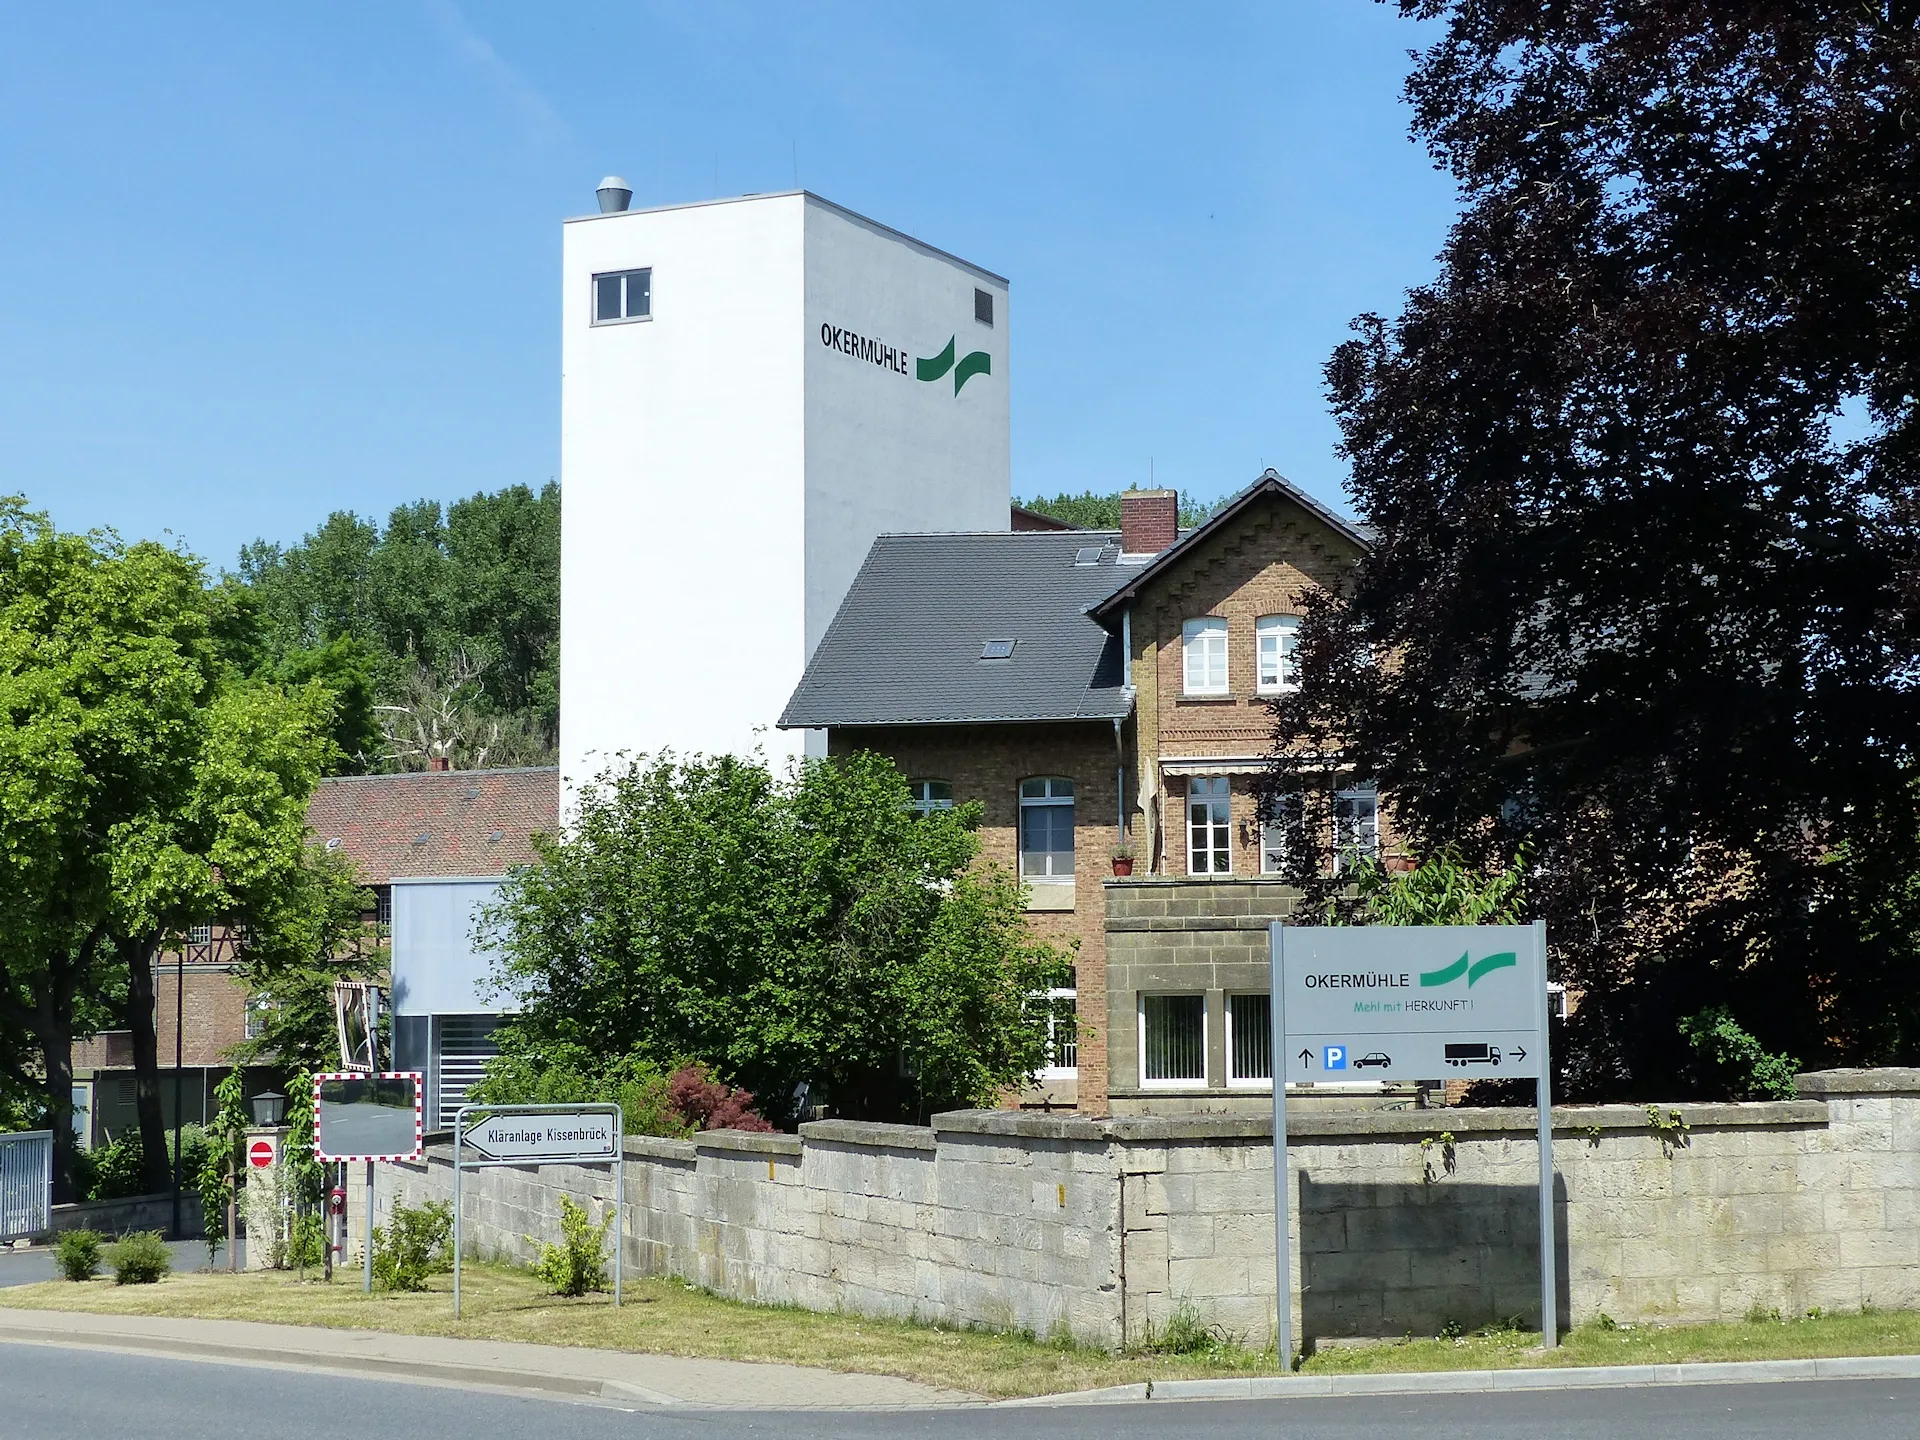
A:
377;1069;1920;1351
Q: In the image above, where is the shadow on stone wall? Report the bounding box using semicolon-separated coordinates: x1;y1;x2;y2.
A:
1298;1171;1568;1348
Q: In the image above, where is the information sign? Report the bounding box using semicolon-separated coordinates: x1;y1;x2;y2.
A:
459;1110;619;1165
1278;925;1546;1085
1269;921;1556;1366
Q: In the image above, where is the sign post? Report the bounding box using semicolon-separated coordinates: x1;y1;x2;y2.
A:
1269;921;1554;1360
452;1103;623;1318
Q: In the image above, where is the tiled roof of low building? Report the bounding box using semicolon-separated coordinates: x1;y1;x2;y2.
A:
306;766;557;883
780;529;1133;728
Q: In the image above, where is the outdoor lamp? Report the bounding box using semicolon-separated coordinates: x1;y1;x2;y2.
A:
250;1090;287;1126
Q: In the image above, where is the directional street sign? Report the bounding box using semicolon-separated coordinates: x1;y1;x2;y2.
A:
1277;925;1546;1085
459;1110;620;1165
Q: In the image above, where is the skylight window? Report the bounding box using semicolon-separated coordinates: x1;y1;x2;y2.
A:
981;638;1016;660
1074;546;1103;566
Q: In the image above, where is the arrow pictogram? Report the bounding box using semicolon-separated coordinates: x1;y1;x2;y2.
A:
1511;1046;1528;1063
1296;1048;1314;1067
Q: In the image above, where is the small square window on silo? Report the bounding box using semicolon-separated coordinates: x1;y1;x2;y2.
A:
975;288;994;326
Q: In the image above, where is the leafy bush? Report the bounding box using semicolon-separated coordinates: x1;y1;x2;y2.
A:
471;1044;691;1137
667;1065;774;1133
74;1126;212;1204
54;1230;102;1282
472;1049;773;1135
532;1195;612;1297
108;1231;172;1285
1679;1006;1800;1100
479;750;1072;1123
371;1200;453;1292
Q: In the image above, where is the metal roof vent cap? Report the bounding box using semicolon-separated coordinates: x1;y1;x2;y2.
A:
596;176;632;213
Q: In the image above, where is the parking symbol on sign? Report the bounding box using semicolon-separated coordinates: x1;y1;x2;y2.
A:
1324;1045;1348;1070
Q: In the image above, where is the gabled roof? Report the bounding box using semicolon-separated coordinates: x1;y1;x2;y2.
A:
306;766;557;883
1086;470;1369;624
779;531;1132;728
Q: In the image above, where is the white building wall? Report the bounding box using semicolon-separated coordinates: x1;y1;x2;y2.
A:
560;192;1008;794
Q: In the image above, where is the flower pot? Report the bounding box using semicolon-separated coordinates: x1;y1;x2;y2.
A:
1111;857;1134;876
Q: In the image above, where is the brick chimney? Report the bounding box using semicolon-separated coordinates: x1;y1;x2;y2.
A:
428;756;451;772
1120;489;1178;556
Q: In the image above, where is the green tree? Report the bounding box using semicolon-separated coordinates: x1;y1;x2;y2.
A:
234;482;560;770
0;502;215;1200
0;500;353;1198
481;751;1070;1122
1266;2;1920;1098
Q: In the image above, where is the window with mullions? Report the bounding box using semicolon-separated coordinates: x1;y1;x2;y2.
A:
1182;617;1229;695
909;779;954;815
1188;776;1231;874
1256;615;1300;694
1141;994;1205;1086
592;268;652;324
1227;993;1272;1086
1019;778;1075;880
1334;783;1380;874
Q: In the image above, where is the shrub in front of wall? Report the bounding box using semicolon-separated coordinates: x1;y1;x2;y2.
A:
532;1195;613;1298
54;1229;102;1282
372;1200;454;1292
108;1231;172;1285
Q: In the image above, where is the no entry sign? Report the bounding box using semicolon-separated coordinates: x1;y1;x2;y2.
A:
247;1137;278;1169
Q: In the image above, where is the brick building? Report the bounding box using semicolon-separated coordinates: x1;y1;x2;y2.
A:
73;765;556;1146
782;472;1388;1115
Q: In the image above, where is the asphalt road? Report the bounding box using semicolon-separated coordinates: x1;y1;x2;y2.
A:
5;1342;1919;1440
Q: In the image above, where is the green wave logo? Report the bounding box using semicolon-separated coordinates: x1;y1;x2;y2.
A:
916;335;991;395
1419;951;1517;988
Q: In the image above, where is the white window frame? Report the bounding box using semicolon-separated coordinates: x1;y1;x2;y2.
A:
1138;992;1207;1089
1036;987;1077;1078
1019;777;1076;881
909;779;954;816
1181;617;1229;696
187;923;213;946
1225;992;1273;1089
591;267;652;325
1187;776;1232;875
1256;615;1300;695
1334;782;1380;874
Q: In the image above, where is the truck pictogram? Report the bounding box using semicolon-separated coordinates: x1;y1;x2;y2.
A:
1444;1042;1503;1067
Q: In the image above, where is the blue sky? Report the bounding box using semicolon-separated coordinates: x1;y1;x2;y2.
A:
1;2;1456;570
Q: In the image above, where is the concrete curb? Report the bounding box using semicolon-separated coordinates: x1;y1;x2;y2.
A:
1002;1353;1920;1405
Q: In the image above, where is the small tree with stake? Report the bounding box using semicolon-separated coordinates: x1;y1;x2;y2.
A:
197;1067;249;1267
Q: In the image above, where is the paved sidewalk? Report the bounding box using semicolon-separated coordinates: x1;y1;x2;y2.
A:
0;1307;975;1410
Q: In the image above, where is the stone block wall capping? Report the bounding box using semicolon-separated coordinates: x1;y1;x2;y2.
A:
801;1119;937;1151
1795;1068;1920;1097
693;1129;802;1157
932;1101;1825;1143
624;1135;699;1162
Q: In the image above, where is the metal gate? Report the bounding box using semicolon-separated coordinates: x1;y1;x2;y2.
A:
0;1131;52;1239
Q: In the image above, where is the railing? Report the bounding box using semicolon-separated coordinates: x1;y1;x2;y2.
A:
0;1131;52;1239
